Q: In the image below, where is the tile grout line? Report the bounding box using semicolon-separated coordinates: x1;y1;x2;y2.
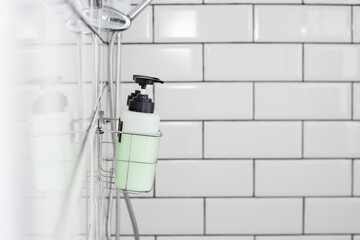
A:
302;43;305;82
253;82;256;120
352;159;355;197
152;5;155;43
202;43;205;82
252;4;255;43
301;121;305;158
302;197;306;234
253;159;256;197
203;198;206;235
202;121;205;159
352;82;354;120
352;6;354;43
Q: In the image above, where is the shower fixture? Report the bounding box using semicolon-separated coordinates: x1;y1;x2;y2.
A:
68;0;152;34
48;1;156;240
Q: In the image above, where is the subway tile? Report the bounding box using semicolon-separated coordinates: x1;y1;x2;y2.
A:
255;6;351;42
158;237;253;240
154;5;252;42
158;122;202;159
355;160;360;196
354;7;360;42
204;121;302;158
205;44;302;81
118;199;203;234
305;0;360;3
118;238;154;240
155;83;253;120
121;44;202;81
153;0;202;2
305;198;360;234
122;7;152;43
257;236;351;240
256;160;352;196
304;122;360;158
206;0;300;2
206;198;302;234
255;83;352;120
305;45;360;81
132;0;202;3
354;84;360;119
156;160;253;197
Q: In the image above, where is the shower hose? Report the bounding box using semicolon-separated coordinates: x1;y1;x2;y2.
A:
106;32;140;240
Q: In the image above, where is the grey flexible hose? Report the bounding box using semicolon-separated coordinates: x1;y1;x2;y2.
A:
105;32;118;240
107;32;140;240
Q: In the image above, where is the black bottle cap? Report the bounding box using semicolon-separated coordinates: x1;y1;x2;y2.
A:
128;75;164;113
129;94;154;113
127;90;141;105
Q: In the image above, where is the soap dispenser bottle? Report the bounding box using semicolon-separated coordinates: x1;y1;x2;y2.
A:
115;75;164;192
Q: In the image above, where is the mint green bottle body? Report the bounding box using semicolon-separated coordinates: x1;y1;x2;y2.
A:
114;110;159;192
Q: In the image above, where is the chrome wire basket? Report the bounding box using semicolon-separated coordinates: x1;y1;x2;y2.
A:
98;126;162;193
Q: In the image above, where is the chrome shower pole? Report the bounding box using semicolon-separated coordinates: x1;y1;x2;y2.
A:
115;32;122;240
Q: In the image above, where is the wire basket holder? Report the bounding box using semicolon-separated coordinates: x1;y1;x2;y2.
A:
97;116;162;193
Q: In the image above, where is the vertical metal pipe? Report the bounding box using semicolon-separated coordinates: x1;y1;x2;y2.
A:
115;32;122;240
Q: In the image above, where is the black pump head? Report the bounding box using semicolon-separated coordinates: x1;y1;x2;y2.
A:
133;75;164;89
128;75;164;113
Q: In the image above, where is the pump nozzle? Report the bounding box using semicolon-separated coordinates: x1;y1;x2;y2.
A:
133;75;164;89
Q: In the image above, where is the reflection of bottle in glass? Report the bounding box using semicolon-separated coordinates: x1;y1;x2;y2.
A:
29;77;75;192
115;75;163;192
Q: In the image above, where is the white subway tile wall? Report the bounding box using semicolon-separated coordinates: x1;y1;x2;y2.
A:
254;6;351;42
304;45;360;81
355;160;360;196
121;44;203;81
354;7;360;42
158;122;202;158
305;0;360;4
156;160;253;196
154;5;252;42
305;198;360;234
255;160;352;196
23;0;360;239
257;237;351;240
205;44;302;81
304;122;360;158
157;237;253;240
354;84;360;119
122;7;153;43
204;121;302;158
155;83;253;120
206;198;303;234
255;83;351;119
